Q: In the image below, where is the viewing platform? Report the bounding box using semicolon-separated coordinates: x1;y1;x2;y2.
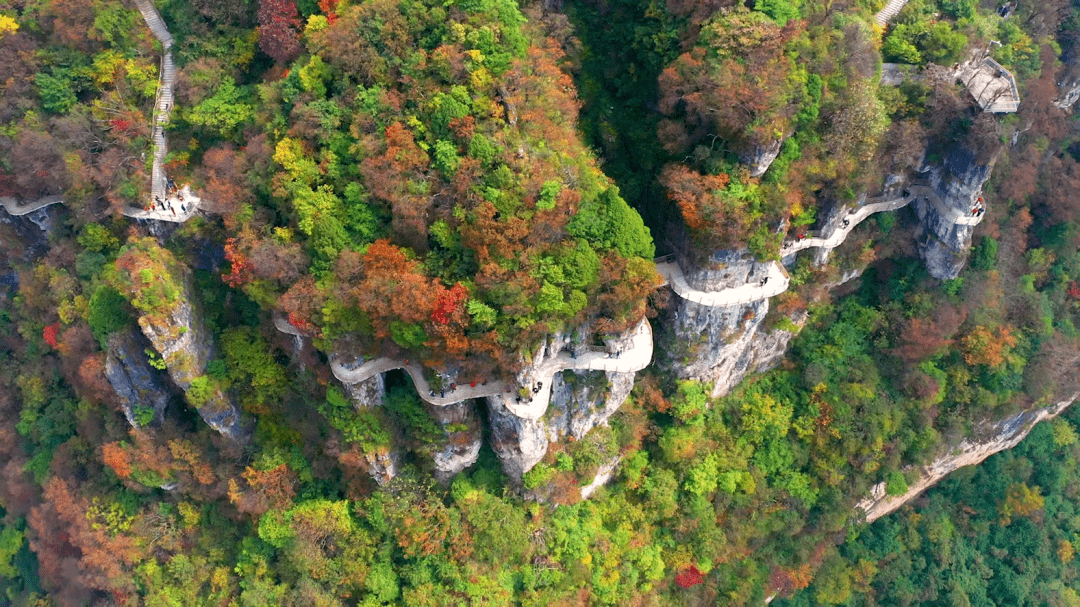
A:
957;56;1020;114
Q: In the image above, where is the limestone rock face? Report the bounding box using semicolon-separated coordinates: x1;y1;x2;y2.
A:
364;449;401;487
486;396;549;479
105;327;175;428
138;272;250;442
342;372;386;409
426;399;483;482
486;366;637;479
914;149;991;279
740;138;783;178
664;295;802;397
682;248;777;292
547;370;635;441
857;393;1079;522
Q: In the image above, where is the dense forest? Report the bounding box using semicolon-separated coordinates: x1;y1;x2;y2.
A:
1;0;1080;605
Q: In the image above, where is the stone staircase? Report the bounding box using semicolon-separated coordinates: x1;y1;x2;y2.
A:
875;0;909;27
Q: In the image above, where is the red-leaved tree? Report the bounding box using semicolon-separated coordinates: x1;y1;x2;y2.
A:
675;565;705;588
258;0;302;63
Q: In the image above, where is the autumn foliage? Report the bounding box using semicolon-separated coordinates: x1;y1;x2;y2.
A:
675;565;705;588
257;0;301;63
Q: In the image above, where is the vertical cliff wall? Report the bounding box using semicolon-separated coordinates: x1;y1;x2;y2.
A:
914;149;992;279
104;327;175;428
113;241;251;442
487;368;636;479
426;399;484;481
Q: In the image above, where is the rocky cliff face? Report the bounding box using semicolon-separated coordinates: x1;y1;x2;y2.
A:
740;138;784;178
914;149;991;279
137;271;250;442
105;327;175;428
857;392;1079;522
425;399;483;482
682;248;776;292
662;250;804;397
486;367;636;479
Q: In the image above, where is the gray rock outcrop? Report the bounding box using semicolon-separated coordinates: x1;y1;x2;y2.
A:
682;248;778;292
105;327;175;429
914;149;992;279
137;271;250;442
426;399;483;481
487;396;549;479
486;368;636;479
664;295;801;397
857;392;1079;522
740;138;784;178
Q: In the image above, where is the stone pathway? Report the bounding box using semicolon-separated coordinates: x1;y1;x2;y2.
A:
129;0;201;222
329;319;653;418
784;192;914;254
656;260;790;307
658;180;982;310
875;0;910;26
0;195;64;216
783;184;981;255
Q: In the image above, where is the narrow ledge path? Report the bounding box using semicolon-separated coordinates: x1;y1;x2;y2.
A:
328;319;653;419
656;260;790;307
0;195;64;216
658;182;982;309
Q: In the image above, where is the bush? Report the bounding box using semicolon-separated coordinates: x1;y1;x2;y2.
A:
88;286;133;344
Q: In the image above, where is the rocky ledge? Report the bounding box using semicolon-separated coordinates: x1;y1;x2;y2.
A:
857;392;1080;522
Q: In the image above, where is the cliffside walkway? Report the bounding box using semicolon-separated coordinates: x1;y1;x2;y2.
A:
656;259;790;307
0;195;64;216
127;0;201;223
328;319;652;416
656;180;982;310
783;183;981;254
875;0;910;26
784;192;914;254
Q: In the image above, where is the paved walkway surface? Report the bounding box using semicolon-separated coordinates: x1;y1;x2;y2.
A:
875;0;910;26
0;195;64;216
657;260;790;307
328;319;652;418
782;184;981;254
131;0;200;221
909;184;984;226
122;185;201;222
784;193;914;254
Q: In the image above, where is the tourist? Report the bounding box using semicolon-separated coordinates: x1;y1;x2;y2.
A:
842;219;850;227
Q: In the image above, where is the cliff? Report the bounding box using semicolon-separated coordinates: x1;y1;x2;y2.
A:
319;319;649;481
104;327;175;428
488;367;637;478
426;399;484;482
129;262;251;442
661;250;803;397
913;148;992;279
857;392;1080;522
740;138;784;178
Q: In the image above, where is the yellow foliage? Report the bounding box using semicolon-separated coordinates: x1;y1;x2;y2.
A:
0;15;18;37
1059;539;1076;564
